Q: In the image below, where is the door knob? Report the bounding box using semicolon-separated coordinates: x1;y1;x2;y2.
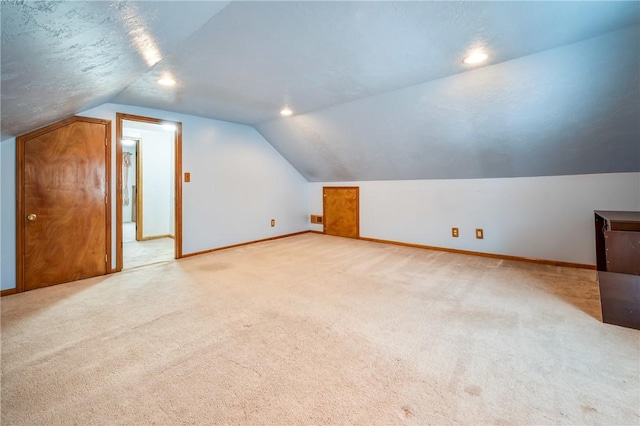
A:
27;213;37;221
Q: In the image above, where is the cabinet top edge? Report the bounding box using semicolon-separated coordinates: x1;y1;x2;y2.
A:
595;210;640;222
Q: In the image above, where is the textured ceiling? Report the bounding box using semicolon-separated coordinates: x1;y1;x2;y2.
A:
1;0;229;139
257;26;640;181
113;1;640;125
2;1;639;181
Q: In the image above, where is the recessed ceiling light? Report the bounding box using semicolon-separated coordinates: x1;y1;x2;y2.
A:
463;52;489;65
157;77;176;86
280;108;293;116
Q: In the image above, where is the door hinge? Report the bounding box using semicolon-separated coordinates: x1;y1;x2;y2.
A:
105;254;108;263
105;195;108;205
105;138;107;146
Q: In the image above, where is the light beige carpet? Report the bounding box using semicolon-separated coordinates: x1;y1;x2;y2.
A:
123;237;174;269
1;233;638;425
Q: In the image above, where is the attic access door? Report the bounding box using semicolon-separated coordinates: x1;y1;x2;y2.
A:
323;187;359;238
17;116;111;292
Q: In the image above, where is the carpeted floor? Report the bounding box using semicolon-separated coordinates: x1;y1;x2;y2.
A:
1;233;638;425
122;221;175;269
123;237;174;269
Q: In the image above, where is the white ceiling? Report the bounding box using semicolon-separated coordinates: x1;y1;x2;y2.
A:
2;1;639;180
112;1;640;125
1;1;229;139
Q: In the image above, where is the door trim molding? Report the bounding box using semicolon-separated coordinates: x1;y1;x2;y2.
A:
115;113;183;272
1;288;17;297
16;116;112;293
135;139;143;242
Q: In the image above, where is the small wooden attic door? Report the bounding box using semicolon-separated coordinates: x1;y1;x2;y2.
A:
323;187;359;238
17;116;112;292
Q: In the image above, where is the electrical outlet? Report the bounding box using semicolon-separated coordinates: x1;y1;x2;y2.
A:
476;228;484;239
271;219;275;227
452;227;459;238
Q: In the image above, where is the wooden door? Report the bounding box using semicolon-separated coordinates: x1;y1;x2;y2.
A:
323;187;359;238
17;116;111;291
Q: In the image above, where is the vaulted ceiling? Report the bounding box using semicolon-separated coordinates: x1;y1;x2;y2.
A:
2;1;639;181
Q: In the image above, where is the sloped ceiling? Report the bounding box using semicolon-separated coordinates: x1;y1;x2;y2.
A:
2;1;639;181
257;26;640;181
0;1;230;139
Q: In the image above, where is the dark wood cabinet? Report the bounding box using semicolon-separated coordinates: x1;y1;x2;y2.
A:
594;211;640;330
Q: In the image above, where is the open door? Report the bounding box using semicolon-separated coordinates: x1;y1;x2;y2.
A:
323;187;359;238
17;116;111;292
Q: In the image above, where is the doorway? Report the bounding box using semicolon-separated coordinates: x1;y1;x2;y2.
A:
323;187;359;238
116;113;183;271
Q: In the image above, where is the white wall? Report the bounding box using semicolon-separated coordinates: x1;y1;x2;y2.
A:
0;142;3;289
124;127;173;238
0;103;309;290
309;173;640;266
1;139;16;290
174;109;307;254
86;103;309;254
142;128;171;238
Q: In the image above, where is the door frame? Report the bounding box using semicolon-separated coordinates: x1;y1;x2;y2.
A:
134;139;142;242
16;116;112;293
322;186;360;238
115;113;183;271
